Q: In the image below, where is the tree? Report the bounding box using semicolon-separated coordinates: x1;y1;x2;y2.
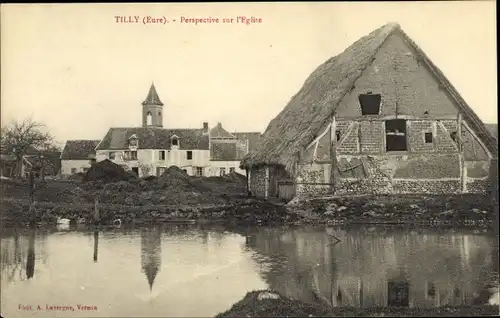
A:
1;118;55;178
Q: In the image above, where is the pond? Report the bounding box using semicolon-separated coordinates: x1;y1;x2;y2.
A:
1;224;498;317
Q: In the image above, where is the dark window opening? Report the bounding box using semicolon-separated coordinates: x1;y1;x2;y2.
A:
131;167;139;175
424;132;433;144
186;151;193;160
450;131;457;142
171;138;178;146
424;111;429;115
454;287;461;297
336;131;341;141
159;150;166;160
158;112;161;116
427;282;436;298
385;119;407;151
359;93;381;115
388;281;410;307
336;289;342;302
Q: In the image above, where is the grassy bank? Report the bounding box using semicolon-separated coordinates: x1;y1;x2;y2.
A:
1;172;498;229
216;290;500;317
286;194;498;229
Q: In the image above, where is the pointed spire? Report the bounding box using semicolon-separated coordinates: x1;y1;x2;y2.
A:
142;82;164;106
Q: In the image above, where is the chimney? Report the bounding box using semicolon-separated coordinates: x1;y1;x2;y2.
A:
203;122;209;134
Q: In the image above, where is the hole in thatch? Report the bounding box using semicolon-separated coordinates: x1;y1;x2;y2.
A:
359;93;381;115
450;131;457;142
386;119;407;151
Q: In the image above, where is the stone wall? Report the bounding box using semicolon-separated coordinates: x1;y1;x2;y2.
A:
249;167;267;198
337;122;359;154
334;154;463;196
295;163;332;197
360;121;384;153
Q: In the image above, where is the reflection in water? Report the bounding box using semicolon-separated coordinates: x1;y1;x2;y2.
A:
246;227;498;309
0;225;497;317
26;230;35;279
93;230;99;263
1;229;45;282
140;227;162;291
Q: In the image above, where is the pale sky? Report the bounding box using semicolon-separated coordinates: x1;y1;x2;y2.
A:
1;2;497;144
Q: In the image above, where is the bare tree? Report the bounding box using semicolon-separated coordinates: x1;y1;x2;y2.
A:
1;118;55;178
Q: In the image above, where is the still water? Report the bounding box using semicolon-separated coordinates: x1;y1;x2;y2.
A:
1;224;498;317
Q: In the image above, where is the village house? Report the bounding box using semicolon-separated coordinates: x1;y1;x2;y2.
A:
208;122;261;176
95;84;211;177
94;84;262;178
60;140;100;176
1;145;61;178
241;23;498;200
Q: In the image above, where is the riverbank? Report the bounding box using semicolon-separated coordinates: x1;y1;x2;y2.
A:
1;173;498;229
216;290;500;317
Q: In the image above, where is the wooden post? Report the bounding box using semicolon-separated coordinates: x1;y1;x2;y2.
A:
264;167;269;200
26;229;36;279
93;230;99;263
28;171;36;227
93;196;100;225
330;116;337;193
457;114;466;193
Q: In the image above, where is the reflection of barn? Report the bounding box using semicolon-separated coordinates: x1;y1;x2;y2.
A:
246;227;495;308
140;228;162;291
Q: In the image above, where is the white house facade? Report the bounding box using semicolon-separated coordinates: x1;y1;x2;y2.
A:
60;140;100;176
94;84;211;178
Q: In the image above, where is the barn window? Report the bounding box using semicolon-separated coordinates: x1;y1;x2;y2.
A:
427;282;436;299
359;93;381;115
425;132;433;144
186;151;193;160
159;150;166;160
385;119;407;151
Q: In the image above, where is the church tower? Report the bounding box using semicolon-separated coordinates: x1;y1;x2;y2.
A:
142;83;164;128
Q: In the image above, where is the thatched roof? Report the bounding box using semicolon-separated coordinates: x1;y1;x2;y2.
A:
61;140;100;160
240;23;498;174
96;128;209;150
485;124;497;140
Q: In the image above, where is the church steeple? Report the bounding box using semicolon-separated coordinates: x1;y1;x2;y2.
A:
142;82;164;128
142;83;164;106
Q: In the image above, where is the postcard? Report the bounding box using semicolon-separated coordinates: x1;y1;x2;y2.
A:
1;2;498;318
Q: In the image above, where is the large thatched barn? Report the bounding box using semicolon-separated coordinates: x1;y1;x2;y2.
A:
240;23;498;200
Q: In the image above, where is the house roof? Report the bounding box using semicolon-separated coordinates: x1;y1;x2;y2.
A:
211;142;238;161
210;122;236;138
240;23;498;174
96;128;209;150
61;140;100;160
485;124;497;140
233;132;262;153
142;83;164;106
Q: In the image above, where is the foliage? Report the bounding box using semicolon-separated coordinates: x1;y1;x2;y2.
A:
1;118;55;176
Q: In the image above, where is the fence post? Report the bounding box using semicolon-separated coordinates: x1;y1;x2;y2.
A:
93;196;100;225
28;171;36;227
